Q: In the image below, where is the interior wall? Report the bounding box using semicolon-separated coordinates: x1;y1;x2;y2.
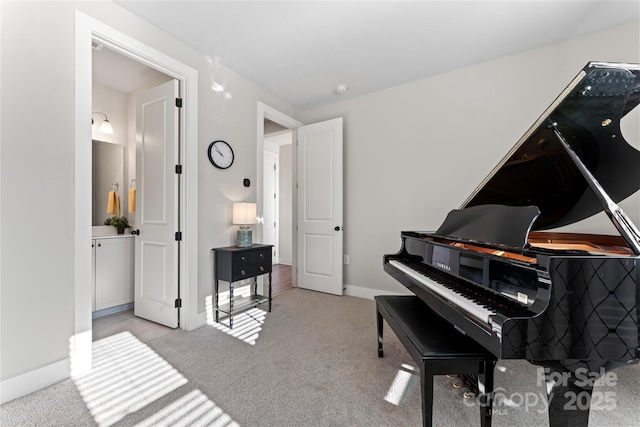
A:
91;83;128;144
279;143;293;265
1;1;77;395
301;20;640;296
0;0;301;401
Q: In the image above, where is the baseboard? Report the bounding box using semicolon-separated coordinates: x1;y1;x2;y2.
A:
344;284;413;300
276;258;292;265
188;310;208;331
0;358;70;404
92;302;134;319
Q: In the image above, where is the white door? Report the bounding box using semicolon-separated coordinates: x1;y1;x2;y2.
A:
134;79;180;327
263;151;278;262
297;118;343;295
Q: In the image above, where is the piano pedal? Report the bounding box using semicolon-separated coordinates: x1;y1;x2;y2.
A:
463;391;476;399
446;374;461;379
452;380;465;388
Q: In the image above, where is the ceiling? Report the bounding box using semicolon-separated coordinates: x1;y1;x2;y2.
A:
93;45;170;94
102;1;639;110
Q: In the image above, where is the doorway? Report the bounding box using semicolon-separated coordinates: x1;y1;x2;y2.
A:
91;44;173;329
74;11;199;375
257;104;344;297
263;123;294;295
256;104;302;294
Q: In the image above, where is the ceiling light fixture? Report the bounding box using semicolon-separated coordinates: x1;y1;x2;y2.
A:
335;85;349;95
92;112;113;134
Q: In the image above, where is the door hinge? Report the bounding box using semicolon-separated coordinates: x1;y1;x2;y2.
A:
175;298;182;308
175;98;183;108
175;231;182;241
175;164;182;174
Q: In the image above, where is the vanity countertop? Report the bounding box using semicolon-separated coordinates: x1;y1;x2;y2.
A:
92;225;134;239
93;234;134;239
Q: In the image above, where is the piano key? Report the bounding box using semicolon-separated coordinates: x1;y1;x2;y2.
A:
389;259;496;324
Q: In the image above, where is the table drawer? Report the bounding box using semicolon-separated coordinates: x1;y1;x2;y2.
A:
231;260;272;281
232;248;271;264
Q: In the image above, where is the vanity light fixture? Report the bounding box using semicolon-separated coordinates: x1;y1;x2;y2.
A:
92;112;113;134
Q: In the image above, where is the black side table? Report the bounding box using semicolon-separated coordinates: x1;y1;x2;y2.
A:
212;244;273;328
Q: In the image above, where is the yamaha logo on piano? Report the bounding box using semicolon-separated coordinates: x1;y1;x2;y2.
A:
435;262;451;272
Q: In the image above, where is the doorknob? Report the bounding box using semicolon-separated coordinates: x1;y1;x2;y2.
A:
130;229;140;235
334;226;342;231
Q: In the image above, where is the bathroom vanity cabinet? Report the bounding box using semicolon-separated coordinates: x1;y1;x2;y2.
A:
92;235;134;313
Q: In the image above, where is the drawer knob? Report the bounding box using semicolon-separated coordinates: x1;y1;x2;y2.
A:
241;270;246;276
241;256;247;262
259;253;264;258
259;266;265;272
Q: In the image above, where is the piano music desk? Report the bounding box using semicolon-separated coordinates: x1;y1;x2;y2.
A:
375;295;496;427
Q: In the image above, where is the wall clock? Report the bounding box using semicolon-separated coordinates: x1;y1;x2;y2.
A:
208;140;234;169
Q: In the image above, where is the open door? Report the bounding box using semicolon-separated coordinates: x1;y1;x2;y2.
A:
297;118;343;295
134;79;180;327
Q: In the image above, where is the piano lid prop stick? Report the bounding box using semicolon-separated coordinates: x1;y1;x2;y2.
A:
549;121;640;254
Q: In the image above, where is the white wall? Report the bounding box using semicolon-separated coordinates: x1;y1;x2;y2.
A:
279;143;293;265
92;83;128;145
302;21;640;296
0;0;301;402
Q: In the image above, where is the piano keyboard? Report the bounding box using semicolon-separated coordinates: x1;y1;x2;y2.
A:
389;259;498;325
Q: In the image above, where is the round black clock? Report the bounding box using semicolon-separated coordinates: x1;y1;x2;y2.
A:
208;140;234;169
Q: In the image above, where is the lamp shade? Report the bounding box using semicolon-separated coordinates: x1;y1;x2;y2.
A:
99;119;113;134
232;202;257;225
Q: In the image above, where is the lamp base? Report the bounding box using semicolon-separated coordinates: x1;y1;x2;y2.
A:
236;226;253;247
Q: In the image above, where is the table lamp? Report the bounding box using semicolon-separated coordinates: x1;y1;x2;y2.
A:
233;202;257;247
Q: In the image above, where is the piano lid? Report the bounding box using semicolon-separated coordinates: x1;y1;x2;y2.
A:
462;62;640;230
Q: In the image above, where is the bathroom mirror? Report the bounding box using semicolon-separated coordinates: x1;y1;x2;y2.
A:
92;140;125;226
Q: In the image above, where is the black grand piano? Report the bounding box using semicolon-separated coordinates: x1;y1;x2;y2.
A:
384;62;640;426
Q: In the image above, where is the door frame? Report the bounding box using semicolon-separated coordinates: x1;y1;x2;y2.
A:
262;149;280;263
74;11;199;373
256;103;302;285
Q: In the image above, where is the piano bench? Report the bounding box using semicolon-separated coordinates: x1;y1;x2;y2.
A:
375;295;496;427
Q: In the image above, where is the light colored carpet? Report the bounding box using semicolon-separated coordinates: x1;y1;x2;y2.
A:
1;288;639;426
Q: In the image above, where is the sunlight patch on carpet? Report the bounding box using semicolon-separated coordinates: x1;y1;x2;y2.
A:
385;363;418;405
134;389;240;427
72;332;239;427
73;332;187;426
205;295;266;345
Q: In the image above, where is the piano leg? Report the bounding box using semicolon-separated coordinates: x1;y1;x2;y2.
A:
534;359;638;427
457;370;494;427
479;361;495;427
540;359;619;427
545;368;593;427
377;309;384;357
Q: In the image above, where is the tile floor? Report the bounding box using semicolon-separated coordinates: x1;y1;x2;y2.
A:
92;309;173;342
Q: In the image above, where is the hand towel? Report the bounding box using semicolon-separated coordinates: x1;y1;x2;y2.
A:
107;191;120;215
128;188;136;213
